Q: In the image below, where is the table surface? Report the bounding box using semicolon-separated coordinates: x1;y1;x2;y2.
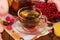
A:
1;29;60;40
2;26;21;40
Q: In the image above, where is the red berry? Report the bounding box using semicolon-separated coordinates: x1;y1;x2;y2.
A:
35;2;60;22
10;19;14;24
6;16;11;21
7;25;12;30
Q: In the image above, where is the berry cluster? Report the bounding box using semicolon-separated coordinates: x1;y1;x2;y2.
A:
5;16;14;30
35;2;60;22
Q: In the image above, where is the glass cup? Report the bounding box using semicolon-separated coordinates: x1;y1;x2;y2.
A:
17;7;48;33
18;7;42;28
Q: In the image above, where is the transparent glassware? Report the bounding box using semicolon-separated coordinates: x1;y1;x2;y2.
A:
17;6;51;34
18;7;42;28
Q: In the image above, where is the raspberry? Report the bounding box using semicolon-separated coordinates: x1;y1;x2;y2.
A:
7;25;12;30
6;16;11;21
10;18;14;24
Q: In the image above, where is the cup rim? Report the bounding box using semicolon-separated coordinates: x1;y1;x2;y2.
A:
17;7;42;20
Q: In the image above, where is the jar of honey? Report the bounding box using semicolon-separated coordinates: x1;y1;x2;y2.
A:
12;0;20;12
8;0;32;16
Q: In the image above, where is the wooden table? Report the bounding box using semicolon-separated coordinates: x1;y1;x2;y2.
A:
1;28;60;40
1;27;21;40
